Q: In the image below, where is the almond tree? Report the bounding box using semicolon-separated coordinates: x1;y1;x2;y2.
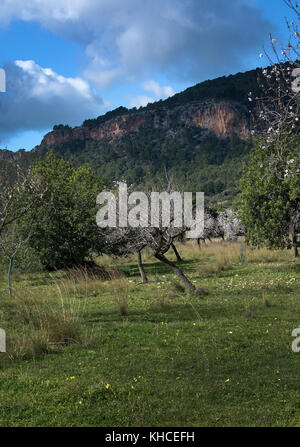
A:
0;163;42;237
0;162;45;296
196;209;218;247
0;223;32;297
217;209;245;241
99;186;207;294
253;0;299;142
239;1;300;257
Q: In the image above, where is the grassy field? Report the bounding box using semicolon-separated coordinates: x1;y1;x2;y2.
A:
0;241;300;427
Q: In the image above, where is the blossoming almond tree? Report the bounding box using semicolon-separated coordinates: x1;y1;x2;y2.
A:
99;184;207;294
239;0;300;257
253;0;299;144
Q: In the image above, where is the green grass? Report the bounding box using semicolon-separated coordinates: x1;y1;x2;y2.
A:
0;242;300;427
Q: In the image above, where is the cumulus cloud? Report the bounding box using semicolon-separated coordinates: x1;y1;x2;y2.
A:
0;0;277;87
0;59;103;140
129;80;175;108
0;0;85;24
128;95;154;109
142;81;175;99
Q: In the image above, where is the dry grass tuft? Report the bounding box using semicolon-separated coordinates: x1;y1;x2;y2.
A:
6;279;86;359
151;297;172;311
110;277;133;316
165;241;295;275
262;293;272;308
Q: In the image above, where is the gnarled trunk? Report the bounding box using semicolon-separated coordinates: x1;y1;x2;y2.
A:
291;228;299;258
171;242;183;263
8;256;13;298
137;250;148;283
154;252;196;292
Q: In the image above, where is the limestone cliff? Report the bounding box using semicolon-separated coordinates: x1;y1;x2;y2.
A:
39;100;251;149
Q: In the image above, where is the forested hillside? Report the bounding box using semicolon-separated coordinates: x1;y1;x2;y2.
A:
0;66;263;205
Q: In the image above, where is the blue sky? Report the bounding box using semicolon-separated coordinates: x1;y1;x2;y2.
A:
0;0;294;151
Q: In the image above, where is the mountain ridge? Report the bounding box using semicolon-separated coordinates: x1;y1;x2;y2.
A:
0;66;263;205
38;99;250;150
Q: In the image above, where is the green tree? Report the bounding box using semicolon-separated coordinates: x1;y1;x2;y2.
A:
23;151;106;269
239;135;300;257
0;162;45;296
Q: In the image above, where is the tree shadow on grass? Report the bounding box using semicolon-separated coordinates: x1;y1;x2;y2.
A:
86;299;257;325
119;258;198;279
88;310;197;325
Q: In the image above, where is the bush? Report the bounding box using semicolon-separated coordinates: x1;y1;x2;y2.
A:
21;151;106;270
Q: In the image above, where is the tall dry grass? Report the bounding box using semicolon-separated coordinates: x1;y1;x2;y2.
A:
166;240;294;275
67;264;134;316
6;267;100;359
111;277;134;315
6;284;83;360
5;265;134;359
55;265;124;298
244;247;292;264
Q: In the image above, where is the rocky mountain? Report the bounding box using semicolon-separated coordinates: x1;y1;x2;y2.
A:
1;66;263;205
40;100;250;148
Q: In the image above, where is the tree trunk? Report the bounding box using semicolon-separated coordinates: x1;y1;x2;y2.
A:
171;242;183;263
137;250;148;283
154;252;196;292
178;233;185;245
292;232;299;258
8;257;13;298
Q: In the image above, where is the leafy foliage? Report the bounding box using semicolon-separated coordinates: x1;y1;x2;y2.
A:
21;151;106;269
238;135;300;255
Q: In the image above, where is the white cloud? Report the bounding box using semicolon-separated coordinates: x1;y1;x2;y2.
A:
143;80;175;99
0;0;277;87
84;66;124;90
128;95;155;108
0;0;85;24
14;60;94;101
0;59;103;140
129;80;175;108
